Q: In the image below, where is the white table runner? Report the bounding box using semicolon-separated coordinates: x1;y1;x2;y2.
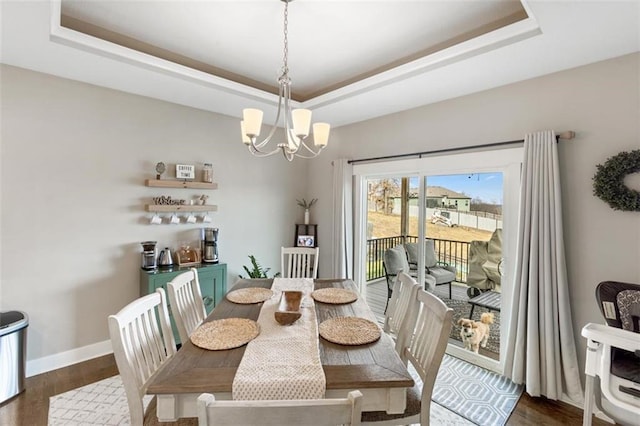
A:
232;278;326;400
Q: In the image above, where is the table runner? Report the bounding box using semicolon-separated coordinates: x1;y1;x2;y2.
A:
232;278;326;400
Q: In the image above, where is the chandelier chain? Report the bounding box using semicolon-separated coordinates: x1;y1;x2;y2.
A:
281;1;289;78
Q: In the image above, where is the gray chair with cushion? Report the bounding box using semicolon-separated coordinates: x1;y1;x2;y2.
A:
404;240;456;299
383;245;436;312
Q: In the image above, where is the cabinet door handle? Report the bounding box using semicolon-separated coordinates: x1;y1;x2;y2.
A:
203;296;214;307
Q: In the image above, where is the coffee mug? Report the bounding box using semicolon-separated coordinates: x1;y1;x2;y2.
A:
169;214;180;224
202;214;212;223
186;213;197;224
150;214;162;225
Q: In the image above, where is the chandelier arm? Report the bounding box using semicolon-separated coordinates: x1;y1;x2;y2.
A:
247;145;281;157
250;85;286;152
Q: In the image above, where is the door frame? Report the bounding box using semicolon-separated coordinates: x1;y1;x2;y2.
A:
353;147;523;374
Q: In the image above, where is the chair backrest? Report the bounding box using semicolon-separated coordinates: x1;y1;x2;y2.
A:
383;245;410;279
197;390;363;426
281;247;319;278
108;288;176;425
396;288;453;425
384;272;420;342
167;268;206;343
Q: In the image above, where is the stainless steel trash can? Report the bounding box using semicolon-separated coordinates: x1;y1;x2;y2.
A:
0;311;28;404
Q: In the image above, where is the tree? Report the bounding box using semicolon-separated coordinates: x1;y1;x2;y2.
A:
368;179;401;214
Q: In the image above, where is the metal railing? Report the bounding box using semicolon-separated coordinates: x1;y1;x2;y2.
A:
366;236;470;283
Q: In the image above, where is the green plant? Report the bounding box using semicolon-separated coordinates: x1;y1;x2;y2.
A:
296;198;317;209
592;149;640;212
239;255;281;279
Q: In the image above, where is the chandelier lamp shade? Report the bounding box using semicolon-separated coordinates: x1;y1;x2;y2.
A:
240;0;330;161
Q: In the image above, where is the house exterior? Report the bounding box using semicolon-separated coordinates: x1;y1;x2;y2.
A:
425;186;472;212
0;2;638;394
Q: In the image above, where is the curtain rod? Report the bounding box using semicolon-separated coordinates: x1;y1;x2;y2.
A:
347;131;576;165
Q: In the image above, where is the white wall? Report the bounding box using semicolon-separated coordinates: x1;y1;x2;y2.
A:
0;65;308;374
310;53;640;378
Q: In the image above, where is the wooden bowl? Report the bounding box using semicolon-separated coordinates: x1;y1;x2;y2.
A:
274;291;303;325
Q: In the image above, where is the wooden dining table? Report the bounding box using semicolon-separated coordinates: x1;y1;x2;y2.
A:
147;278;414;421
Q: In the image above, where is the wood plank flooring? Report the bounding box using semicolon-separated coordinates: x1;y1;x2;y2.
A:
0;280;608;425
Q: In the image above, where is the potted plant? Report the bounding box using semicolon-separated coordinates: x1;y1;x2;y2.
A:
239;255;281;279
297;198;317;224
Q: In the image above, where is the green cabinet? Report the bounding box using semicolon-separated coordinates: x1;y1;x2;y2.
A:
140;263;227;343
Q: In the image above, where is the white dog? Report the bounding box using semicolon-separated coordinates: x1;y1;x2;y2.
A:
457;312;494;353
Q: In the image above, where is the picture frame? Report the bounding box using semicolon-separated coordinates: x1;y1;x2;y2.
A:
297;235;315;247
176;164;195;180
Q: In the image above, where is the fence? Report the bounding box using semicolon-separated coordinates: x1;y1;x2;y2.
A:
366;236;470;283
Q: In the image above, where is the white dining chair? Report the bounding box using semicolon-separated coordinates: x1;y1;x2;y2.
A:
166;267;206;344
281;246;319;278
383;272;420;347
197;390;363;426
362;288;453;426
108;288;177;425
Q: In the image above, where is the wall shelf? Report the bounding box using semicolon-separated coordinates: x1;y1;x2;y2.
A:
145;179;218;190
145;204;218;213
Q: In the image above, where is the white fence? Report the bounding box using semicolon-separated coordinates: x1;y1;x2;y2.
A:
406;206;502;232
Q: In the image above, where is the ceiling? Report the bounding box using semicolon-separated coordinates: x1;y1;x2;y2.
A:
1;1;639;128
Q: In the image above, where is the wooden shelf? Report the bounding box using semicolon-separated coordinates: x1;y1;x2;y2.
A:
145;179;218;190
145;204;218;213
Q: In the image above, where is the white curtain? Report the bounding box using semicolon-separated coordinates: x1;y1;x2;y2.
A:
503;131;583;404
331;159;353;279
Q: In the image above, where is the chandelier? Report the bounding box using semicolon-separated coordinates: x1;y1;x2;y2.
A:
240;0;330;161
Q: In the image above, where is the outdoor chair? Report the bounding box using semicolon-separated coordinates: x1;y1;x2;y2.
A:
582;281;640;426
383;245;435;312
404;240;455;299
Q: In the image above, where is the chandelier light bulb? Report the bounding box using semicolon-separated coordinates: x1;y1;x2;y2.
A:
242;108;263;138
313;123;330;147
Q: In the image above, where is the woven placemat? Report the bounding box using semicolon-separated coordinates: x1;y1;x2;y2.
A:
319;317;381;346
311;288;358;304
226;287;273;304
191;318;260;350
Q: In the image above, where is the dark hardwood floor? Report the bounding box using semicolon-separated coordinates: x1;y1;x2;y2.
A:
0;353;609;426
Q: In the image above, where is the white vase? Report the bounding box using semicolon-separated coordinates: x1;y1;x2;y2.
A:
304;209;310;224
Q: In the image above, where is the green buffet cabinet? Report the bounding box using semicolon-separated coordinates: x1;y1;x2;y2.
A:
140;262;227;344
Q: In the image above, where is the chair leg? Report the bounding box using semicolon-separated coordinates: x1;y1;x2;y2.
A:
469;304;475;320
582;375;594;426
449;282;452;299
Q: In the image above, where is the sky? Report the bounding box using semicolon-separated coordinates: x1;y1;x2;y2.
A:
410;172;504;204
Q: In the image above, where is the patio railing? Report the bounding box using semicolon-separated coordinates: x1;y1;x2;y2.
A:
366;236;470;283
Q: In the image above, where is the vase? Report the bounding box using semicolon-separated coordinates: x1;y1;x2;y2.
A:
304;209;310;224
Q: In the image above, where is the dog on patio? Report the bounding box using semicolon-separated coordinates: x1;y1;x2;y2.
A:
458;312;494;353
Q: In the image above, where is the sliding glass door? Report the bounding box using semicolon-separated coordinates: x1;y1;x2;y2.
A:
353;148;522;374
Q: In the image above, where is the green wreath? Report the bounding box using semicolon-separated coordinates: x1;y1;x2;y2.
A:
592;149;640;212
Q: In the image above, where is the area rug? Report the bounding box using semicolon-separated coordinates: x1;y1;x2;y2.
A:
49;374;475;425
48;375;152;425
431;354;523;426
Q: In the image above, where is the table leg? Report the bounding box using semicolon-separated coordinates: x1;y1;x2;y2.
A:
387;388;407;414
156;394;178;422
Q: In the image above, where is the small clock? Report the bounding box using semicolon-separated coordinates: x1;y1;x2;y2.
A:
155;162;166;179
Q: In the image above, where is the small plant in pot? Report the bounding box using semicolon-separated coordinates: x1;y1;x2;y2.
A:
239;255;281;279
297;198;317;224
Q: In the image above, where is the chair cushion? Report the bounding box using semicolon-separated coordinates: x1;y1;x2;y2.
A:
360;381;421;422
612;348;640;383
427;266;456;285
384;245;409;276
425;240;438;268
404;243;419;265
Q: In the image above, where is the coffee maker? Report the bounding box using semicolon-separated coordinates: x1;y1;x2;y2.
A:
141;241;158;270
201;228;219;263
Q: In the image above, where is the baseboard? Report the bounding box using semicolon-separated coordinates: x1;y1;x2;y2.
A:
26;340;113;377
560;393;615;424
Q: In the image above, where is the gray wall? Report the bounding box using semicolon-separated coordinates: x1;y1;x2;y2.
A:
310;52;640;376
0;65;307;373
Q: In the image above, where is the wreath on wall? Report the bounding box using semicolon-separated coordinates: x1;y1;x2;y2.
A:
592;149;640;212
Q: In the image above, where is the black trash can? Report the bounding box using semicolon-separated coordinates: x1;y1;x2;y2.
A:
0;311;28;404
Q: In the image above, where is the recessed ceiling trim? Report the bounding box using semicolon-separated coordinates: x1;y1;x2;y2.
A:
49;0;540;114
305;15;542;110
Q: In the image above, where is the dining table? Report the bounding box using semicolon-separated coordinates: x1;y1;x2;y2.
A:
147;278;415;422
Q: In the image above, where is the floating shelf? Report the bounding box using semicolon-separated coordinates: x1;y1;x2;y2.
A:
145;204;218;213
145;179;218;190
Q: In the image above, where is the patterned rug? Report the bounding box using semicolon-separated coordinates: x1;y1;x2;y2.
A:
49;375;475;425
432;354;523;426
48;375;152;425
